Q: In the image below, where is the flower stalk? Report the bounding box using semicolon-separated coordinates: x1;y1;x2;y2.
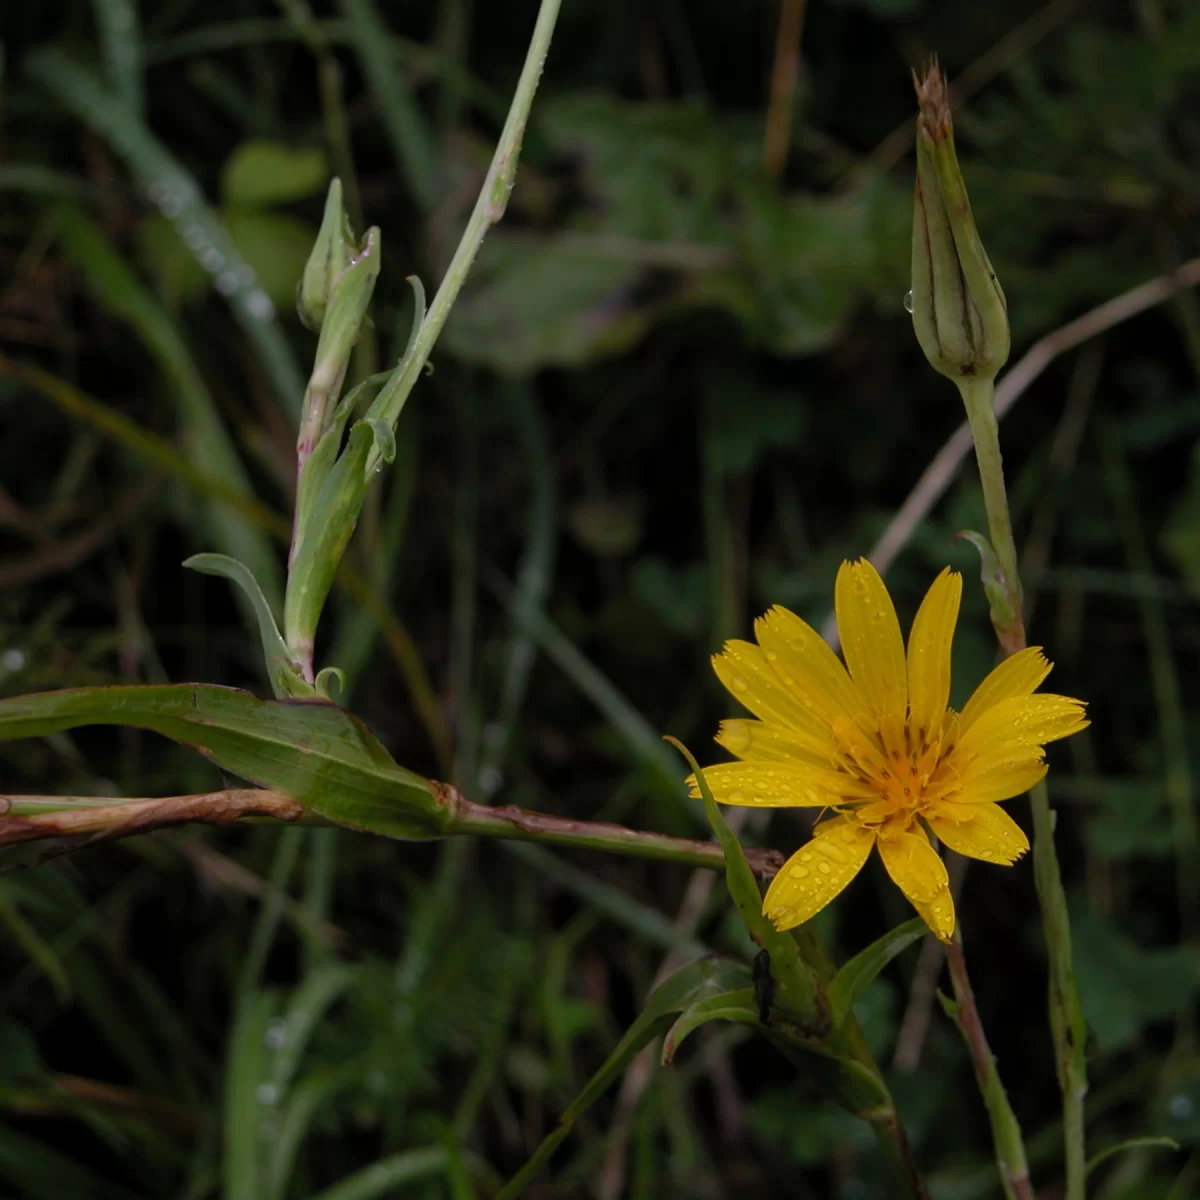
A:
909;60;1088;1200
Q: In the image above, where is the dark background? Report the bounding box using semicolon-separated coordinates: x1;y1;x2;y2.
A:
1;0;1199;1196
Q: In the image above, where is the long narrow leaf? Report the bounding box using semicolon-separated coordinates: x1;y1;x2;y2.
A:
55;207;282;611
827;918;927;1029
28;50;306;418
0;685;447;839
496;956;751;1199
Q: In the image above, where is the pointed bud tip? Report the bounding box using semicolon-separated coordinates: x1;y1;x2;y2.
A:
912;59;951;141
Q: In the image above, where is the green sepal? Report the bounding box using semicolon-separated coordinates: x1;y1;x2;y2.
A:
667;737;826;1032
296;226;381;462
660;988;759;1065
827;917;927;1029
297;178;352;333
284;418;397;662
183;554;312;699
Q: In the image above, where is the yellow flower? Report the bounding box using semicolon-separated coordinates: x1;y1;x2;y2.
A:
690;559;1087;942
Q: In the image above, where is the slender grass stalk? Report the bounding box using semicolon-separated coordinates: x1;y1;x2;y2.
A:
362;0;566;471
959;375;1087;1200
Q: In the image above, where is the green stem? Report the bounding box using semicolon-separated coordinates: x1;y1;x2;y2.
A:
364;0;564;472
957;376;1087;1200
945;939;1033;1200
447;796;782;875
0;789;784;877
959;378;1024;651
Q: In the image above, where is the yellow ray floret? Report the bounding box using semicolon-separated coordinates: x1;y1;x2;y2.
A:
695;559;1088;942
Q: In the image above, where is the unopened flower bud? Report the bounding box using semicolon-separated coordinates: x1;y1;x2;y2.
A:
297;178;354;333
910;63;1009;384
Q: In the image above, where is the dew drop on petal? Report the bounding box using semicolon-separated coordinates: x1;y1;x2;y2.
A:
791;866;809;879
818;862;831;875
729;790;745;803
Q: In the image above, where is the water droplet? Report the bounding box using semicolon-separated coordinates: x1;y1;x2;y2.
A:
214;269;239;295
199;245;225;274
817;862;831;875
791;866;810;879
256;1082;280;1106
265;1018;287;1049
799;852;813;862
729;790;745;803
1169;1093;1193;1121
732;678;748;692
1;648;26;672
751;795;765;805
765;650;778;662
245;288;275;321
478;765;503;795
903;290;914;313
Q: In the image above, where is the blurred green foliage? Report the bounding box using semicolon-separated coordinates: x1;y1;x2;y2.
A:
2;0;1200;1197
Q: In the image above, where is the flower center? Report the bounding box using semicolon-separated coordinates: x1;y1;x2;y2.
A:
830;712;963;826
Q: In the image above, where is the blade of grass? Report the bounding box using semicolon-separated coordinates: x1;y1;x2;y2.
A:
308;1147;450;1200
92;0;143;113
54;205;283;612
27;49;306;419
475;382;556;799
481;564;695;819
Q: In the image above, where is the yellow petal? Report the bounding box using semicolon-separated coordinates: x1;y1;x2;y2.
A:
876;828;955;941
762;819;875;931
950;747;1048;805
754;606;873;732
835;559;907;721
686;761;870;807
957;693;1089;754
712;640;832;741
906;568;961;745
928;801;1029;864
959;646;1052;733
716;719;835;767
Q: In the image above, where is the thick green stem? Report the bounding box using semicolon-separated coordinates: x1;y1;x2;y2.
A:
957;376;1087;1200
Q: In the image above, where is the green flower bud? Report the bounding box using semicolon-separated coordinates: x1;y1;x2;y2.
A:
297;178;354;333
910;63;1009;384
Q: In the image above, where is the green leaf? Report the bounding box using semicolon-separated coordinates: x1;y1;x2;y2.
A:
183;555;310;699
826;918;927;1029
1085;1135;1179;1177
957;529;1021;644
285;418;394;660
666;737;824;1029
660;987;759;1064
221;140;329;209
224;209;323;310
56;205;283;613
496;956;751;1200
443;237;650;374
0;685;449;839
1071;905;1199;1053
224;990;276;1200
